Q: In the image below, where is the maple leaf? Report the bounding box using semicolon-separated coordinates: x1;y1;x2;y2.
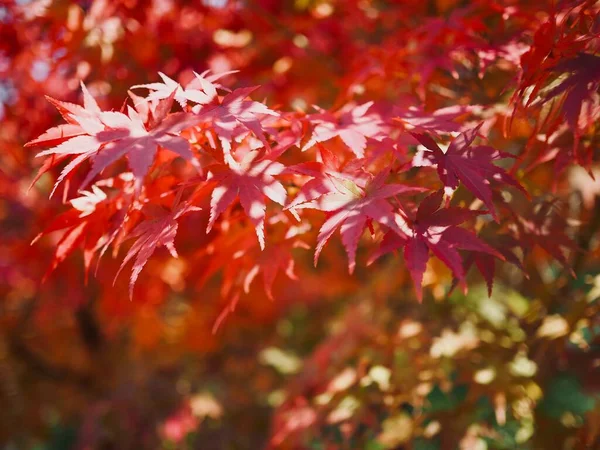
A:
206;150;287;249
32;183;124;281
191;85;278;161
130;70;237;108
515;200;577;275
185;70;238;103
83;107;202;192
130;72;187;107
284;145;370;213
509;13;593;127
301;102;387;158
190;215;310;333
115;199;201;299
128;83;188;127
295;170;425;273
198;215;310;302
411;124;525;220
32;86;201;195
393;104;476;134
370;190;504;300
25;119;86;149
25;83;104;192
543;53;600;141
242;216;310;301
459;233;524;296
263;113;305;159
474;41;529;78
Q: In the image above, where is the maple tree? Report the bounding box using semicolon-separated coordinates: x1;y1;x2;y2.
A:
2;0;600;448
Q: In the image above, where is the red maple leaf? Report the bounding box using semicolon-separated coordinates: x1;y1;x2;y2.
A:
191;85;278;161
197;214;309;302
411;124;525;220
393;104;476;135
301;102;387;158
543;53;600;143
31;85;201;195
190;215;310;332
371;190;504;300
515;200;577;275
130;70;237;108
26;82;101;147
25;83;105;194
284;145;370;213
32;180;128;281
295;169;425;273
459;233;524;296
206;150;287;249
115;198;201;299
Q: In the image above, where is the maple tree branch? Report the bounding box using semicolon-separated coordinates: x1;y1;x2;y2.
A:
75;298;104;354
8;334;93;389
7;298;96;390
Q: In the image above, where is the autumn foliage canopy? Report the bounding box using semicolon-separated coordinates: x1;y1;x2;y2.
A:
2;0;600;448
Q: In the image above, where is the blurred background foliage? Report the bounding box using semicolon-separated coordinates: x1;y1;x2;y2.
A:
1;0;600;449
